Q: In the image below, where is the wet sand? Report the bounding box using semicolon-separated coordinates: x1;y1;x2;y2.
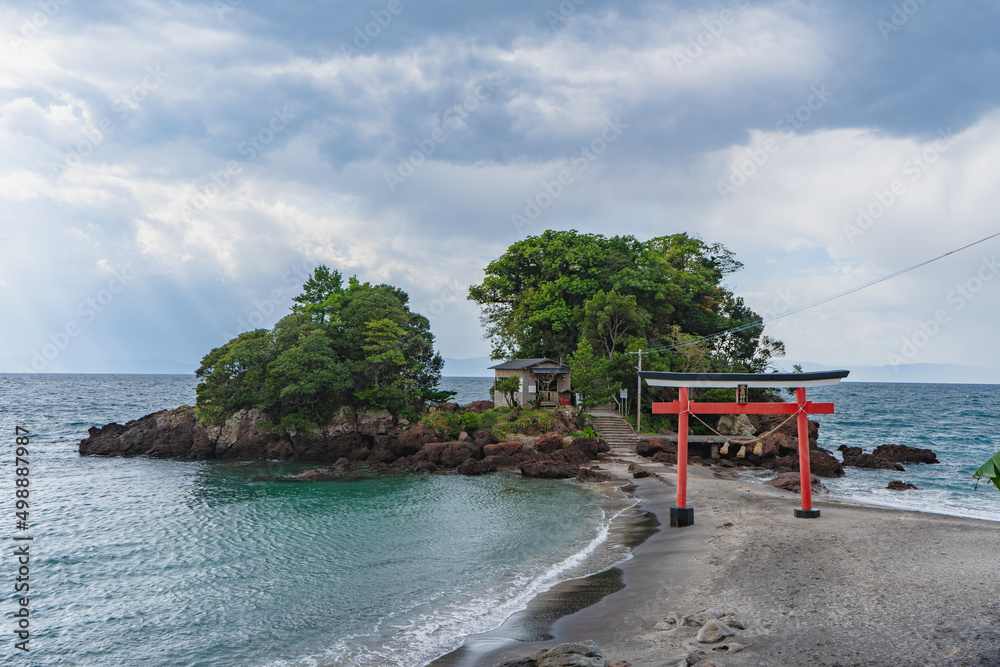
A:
438;455;1000;667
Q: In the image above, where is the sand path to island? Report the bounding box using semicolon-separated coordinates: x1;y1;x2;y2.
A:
463;454;1000;667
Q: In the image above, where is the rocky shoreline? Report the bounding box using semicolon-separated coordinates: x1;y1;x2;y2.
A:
78;403;616;481
79;401;940;488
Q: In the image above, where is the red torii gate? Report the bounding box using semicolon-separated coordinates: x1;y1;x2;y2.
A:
640;370;850;527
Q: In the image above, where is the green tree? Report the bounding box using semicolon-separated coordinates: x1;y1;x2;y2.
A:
292;265;344;324
494;375;521;408
469;230;779;373
195;266;451;432
582;289;647;358
569;339;620;410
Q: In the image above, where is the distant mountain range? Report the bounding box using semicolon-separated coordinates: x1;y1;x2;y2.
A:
443;356;999;384
774;360;999;384
2;354;995;384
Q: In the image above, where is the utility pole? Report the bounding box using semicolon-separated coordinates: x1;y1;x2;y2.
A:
636;350;643;433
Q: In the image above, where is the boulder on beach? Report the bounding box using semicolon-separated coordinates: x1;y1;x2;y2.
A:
887;480;919;491
766;472;824;493
495;640;611;667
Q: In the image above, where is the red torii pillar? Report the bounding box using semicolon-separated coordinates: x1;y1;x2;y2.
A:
653;386;836;526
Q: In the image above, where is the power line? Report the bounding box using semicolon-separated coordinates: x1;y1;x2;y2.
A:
633;230;1000;356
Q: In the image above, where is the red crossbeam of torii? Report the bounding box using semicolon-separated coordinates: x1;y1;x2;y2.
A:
640;370;850;527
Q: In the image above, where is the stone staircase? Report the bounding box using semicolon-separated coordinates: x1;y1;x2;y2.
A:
589;411;639;453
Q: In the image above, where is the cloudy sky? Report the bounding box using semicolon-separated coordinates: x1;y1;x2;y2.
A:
2;0;999;376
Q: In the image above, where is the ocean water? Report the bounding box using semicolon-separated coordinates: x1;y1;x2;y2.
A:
800;381;1000;522
0;374;635;666
2;376;998;666
447;377;1000;521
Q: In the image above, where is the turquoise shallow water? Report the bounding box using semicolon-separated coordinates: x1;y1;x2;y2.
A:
0;374;635;666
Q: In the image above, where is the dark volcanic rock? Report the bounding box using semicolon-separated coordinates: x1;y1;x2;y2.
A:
766;472;824;493
456;458;490;476
536;431;566;453
844;452;905;472
576;468;618;483
749;412;820;448
548;447;590;465
483;441;524;457
463;400;495;414
482;454;520;471
473;428;498;448
887;480;919;490
632;470;652;479
873;444;939;464
636;438;666;458
764;448;844;477
394;422;440;457
567;437;610;459
519;459;579;479
366;446;396;464
651;450;678;464
348;447;372;461
287;468;339;481
437;441;472;467
410;460;438;473
429;402;460;413
552;407;582;432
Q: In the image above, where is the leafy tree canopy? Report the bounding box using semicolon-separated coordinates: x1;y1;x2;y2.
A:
195;266;451;431
469;230;784;405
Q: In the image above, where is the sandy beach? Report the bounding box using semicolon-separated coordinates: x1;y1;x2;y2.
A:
440;452;1000;667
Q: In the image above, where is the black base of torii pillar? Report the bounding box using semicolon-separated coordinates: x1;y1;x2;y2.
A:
670;506;695;527
643;370;850;526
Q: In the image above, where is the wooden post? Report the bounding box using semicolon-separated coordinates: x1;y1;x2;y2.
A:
795;387;820;519
671;387;695;526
